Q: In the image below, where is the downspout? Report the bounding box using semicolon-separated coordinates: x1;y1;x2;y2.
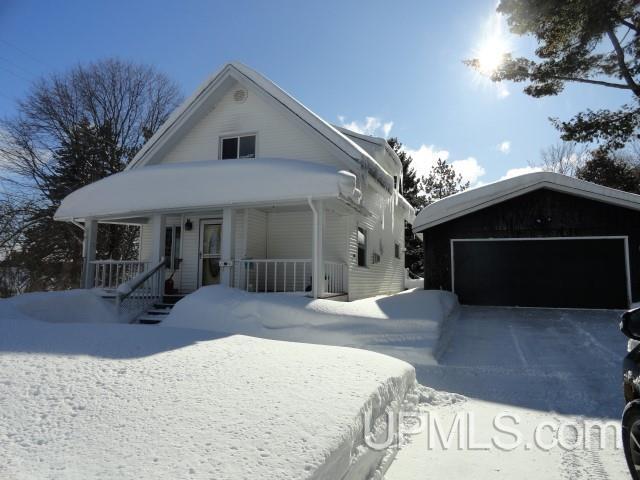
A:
307;197;318;299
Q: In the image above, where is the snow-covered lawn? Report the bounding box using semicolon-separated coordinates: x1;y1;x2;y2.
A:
386;306;629;480
163;286;458;365
0;290;426;479
3;289;626;479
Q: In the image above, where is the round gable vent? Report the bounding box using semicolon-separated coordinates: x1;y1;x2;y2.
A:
233;88;248;103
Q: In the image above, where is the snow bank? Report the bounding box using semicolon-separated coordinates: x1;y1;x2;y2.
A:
0;289;120;324
0;311;415;480
163;286;458;365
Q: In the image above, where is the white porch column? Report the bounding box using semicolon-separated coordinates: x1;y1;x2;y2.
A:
149;214;166;264
221;207;236;287
309;200;325;299
81;218;98;289
149;214;166;296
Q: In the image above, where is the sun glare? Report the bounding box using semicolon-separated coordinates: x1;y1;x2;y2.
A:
473;13;510;76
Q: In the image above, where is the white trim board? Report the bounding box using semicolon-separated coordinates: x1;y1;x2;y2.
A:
449;236;632;308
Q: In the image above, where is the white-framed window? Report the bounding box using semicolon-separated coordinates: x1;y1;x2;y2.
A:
357;227;367;267
395;242;401;259
219;134;256;159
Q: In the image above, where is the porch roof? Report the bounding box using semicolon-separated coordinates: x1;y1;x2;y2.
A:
54;158;360;221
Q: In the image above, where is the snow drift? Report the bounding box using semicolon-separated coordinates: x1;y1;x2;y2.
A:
0;289;120;324
0;291;419;479
163;286;459;365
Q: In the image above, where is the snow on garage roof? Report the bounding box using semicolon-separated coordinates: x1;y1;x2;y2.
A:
54;158;359;221
413;171;640;232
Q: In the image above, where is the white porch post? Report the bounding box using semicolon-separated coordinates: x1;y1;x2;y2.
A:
221;207;236;287
150;214;166;295
150;214;166;263
150;215;167;264
81;218;98;289
309;200;325;299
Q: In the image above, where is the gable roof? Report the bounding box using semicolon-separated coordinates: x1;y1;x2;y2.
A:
126;62;394;192
334;126;402;170
413;171;640;232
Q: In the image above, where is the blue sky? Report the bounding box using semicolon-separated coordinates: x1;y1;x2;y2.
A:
0;0;632;184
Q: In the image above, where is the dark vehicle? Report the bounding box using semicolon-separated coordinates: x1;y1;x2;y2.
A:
621;307;640;478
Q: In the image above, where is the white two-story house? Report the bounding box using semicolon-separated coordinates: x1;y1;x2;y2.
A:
54;62;415;317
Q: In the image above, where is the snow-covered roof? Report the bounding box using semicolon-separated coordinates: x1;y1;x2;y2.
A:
126;62;394;192
334;125;402;170
54;158;359;221
414;171;640;232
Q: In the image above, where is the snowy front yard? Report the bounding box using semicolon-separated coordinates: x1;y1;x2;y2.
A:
0;289;450;480
0;289;631;479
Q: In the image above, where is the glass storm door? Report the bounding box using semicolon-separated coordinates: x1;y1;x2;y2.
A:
199;220;222;287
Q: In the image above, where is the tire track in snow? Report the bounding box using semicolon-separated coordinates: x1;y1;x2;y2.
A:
509;323;529;367
559;418;610;480
562;314;620;368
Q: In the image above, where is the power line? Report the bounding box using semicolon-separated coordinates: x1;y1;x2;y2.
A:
0;55;37;78
0;63;32;83
0;38;53;70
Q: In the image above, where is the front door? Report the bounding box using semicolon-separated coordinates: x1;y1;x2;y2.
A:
199;220;222;287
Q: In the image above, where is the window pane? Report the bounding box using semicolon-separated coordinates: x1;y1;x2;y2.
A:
357;227;366;267
239;135;256;158
221;137;238;159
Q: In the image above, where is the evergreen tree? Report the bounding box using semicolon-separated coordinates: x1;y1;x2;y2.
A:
576;150;640;193
422;158;470;205
466;0;640;150
387;138;426;275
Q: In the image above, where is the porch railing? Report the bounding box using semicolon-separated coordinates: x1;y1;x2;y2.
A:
91;260;149;290
233;259;346;295
324;261;347;295
115;257;166;322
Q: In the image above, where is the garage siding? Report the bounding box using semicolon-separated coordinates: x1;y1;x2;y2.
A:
423;188;640;304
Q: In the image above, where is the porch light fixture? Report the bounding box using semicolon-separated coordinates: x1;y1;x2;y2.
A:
184;218;193;231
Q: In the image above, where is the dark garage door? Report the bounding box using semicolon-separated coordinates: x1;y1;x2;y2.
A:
452;238;629;308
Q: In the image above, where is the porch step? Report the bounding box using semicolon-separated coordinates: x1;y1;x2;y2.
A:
137;295;184;325
147;308;173;314
162;295;185;305
138;315;165;325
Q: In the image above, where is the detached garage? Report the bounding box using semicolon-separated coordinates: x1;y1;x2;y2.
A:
413;172;640;309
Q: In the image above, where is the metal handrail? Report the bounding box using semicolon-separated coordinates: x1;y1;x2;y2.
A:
116;257;166;301
115;257;166;321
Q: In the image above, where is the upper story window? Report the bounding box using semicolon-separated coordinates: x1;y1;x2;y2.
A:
220;134;256;159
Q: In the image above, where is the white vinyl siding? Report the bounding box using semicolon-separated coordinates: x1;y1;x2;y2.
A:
346;186;406;300
157;81;344;170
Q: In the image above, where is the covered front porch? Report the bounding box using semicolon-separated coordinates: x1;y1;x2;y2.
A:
82;200;349;300
54;158;362;319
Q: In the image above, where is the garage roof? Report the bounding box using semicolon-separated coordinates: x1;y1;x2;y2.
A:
414;171;640;232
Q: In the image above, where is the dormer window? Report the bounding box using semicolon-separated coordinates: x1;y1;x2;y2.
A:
220;134;256;159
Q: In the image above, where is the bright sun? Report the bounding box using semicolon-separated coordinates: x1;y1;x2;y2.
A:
475;37;508;76
473;13;510;76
